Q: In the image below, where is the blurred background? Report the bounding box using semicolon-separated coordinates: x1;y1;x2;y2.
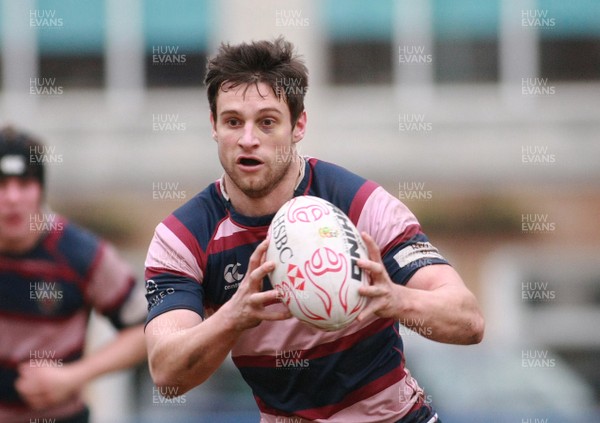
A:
1;0;599;422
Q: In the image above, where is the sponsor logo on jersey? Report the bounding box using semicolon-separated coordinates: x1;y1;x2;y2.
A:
393;242;445;269
224;262;244;289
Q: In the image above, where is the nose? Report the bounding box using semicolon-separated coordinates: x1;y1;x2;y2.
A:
238;122;260;148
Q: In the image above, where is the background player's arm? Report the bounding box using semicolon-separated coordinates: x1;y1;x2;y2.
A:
16;323;146;410
357;232;484;345
145;239;291;396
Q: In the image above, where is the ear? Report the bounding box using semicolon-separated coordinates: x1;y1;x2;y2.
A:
209;112;218;141
292;110;307;144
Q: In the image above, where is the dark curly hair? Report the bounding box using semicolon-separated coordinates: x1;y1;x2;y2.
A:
204;37;308;126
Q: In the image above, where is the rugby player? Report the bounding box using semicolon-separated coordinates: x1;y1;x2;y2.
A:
144;37;484;422
0;127;147;423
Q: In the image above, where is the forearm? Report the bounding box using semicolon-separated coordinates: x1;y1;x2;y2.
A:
356;235;485;345
395;283;484;344
66;324;147;386
146;238;291;395
147;305;243;395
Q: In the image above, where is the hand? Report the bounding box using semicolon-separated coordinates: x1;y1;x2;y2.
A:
224;237;292;332
356;232;404;322
15;361;83;410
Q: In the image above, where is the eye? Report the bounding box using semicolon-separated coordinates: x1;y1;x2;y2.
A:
226;117;241;127
261;118;276;128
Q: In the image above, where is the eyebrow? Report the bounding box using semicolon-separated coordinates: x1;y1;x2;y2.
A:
219;107;284;117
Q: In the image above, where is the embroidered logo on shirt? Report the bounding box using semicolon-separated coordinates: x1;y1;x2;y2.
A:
224;262;244;284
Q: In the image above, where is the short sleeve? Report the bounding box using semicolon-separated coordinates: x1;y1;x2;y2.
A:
144;222;206;326
86;243;147;328
356;186;449;285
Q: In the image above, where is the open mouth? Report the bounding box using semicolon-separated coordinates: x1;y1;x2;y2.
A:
238;157;263;167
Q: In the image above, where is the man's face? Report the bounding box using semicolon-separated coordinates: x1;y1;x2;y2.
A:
0;177;42;248
211;81;306;199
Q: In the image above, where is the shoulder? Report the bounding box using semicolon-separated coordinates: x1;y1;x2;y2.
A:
147;183;225;280
307;157;367;187
54;216;104;276
156;183;226;249
306;157;380;222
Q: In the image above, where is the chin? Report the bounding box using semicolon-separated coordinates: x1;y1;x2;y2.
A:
241;185;272;199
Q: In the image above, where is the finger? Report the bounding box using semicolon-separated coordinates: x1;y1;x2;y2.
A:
243;239;273;292
357;258;386;287
361;232;383;263
252;289;283;306
245;261;275;293
248;237;270;272
357;257;384;273
254;308;293;322
358;285;386;298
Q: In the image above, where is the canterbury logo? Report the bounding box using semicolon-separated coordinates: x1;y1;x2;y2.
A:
224;263;244;284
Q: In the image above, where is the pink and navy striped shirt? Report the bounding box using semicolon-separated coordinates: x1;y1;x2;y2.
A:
0;216;145;423
145;157;446;422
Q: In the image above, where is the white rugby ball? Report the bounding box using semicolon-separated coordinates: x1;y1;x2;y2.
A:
266;195;369;331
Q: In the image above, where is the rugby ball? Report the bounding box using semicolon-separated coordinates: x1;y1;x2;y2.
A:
266;195;369;331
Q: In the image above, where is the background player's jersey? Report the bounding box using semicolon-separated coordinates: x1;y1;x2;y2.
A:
0;216;143;423
145;157;447;422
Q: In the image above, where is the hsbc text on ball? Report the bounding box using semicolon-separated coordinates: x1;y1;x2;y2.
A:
271;213;294;263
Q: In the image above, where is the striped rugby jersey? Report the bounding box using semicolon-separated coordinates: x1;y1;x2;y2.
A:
0;215;144;423
145;157;446;422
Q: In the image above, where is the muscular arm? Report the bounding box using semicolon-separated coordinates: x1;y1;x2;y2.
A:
357;233;484;345
397;264;483;344
145;239;291;396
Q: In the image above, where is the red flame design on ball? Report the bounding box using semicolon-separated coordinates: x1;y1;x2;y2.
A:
293;247;348;321
286;198;330;223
